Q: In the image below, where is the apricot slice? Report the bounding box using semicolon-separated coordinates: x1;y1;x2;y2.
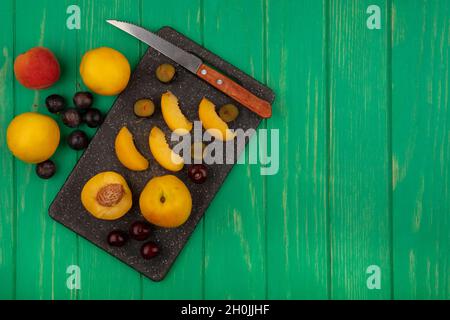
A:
115;127;149;171
140;175;192;228
161;91;192;133
198;97;235;141
81;171;132;220
149;126;184;172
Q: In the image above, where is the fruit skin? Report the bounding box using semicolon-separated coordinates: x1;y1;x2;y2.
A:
81;171;132;220
67;130;89;150
134;99;155;118
14;47;60;89
161;91;192;133
139;175;192;228
155;63;176;83
198;97;235;141
61;108;82;128
83;108;103;128
7;112;60;164
129;221;151;241
80;47;130;96
73;91;94;110
45;94;66;114
36;160;56;179
219;103;239;122
141;242;160;259
188;164;207;184
115;127;149;171
149;126;184;172
107;230;128;247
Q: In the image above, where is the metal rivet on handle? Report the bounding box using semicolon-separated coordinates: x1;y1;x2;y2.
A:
201;69;207;75
216;79;223;85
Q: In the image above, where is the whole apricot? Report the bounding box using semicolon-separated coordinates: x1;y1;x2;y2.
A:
81;171;132;220
7;112;60;163
14;47;60;89
139;175;192;228
80;47;130;96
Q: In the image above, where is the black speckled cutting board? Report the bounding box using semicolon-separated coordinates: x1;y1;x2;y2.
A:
49;27;275;281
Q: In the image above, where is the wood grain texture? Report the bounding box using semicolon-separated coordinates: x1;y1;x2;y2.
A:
14;0;79;299
266;0;329;299
202;0;266;299
140;0;204;300
0;0;15;300
75;0;142;300
328;0;392;299
0;0;449;300
391;0;449;299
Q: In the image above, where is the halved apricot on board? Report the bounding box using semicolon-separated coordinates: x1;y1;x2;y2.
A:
115;126;149;171
149;126;184;172
161;91;192;133
198;97;235;141
81;171;132;220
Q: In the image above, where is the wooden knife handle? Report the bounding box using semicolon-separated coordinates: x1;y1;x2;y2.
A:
196;64;272;118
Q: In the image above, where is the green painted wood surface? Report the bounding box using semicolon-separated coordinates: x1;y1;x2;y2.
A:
266;0;329;299
0;0;15;301
391;0;449;299
14;0;79;299
329;0;392;299
0;0;448;300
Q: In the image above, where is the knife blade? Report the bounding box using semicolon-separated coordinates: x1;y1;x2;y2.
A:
106;20;272;118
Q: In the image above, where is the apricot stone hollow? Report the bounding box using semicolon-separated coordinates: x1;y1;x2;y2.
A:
81;171;132;220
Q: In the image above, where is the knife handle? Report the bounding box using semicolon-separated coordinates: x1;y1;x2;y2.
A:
196;64;272;118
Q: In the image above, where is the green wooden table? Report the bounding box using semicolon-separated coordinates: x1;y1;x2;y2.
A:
0;0;448;300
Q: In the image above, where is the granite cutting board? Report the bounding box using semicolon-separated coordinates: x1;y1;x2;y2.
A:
49;26;275;281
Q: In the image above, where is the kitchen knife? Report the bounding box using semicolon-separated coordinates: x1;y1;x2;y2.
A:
106;20;272;118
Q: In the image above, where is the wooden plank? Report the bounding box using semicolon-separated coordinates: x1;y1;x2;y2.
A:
0;0;15;300
265;0;329;299
202;0;266;299
391;0;449;299
328;0;391;299
14;0;79;299
140;0;204;299
76;0;142;300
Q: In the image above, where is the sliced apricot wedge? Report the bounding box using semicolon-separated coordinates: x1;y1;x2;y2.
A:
115;126;149;171
198;97;235;141
161;91;192;133
149;126;184;172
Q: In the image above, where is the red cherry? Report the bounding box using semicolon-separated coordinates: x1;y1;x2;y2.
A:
188;164;207;184
141;242;160;259
107;230;128;247
129;221;151;241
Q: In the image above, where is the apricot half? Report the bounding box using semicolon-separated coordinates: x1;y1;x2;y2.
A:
115;127;149;171
149;126;184;172
161;91;192;133
81;171;132;220
140;175;192;228
198;97;235;141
